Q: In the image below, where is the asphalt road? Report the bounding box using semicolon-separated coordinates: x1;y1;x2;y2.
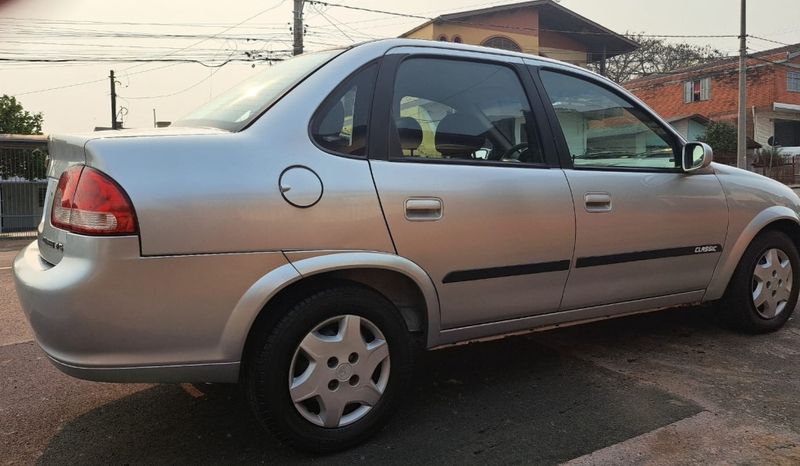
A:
2;239;800;465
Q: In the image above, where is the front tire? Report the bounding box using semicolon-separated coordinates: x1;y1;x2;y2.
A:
246;285;414;453
722;230;799;333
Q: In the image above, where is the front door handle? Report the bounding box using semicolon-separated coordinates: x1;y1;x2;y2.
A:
584;192;612;213
405;198;443;221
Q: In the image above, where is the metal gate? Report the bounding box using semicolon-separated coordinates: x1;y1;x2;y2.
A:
0;135;48;238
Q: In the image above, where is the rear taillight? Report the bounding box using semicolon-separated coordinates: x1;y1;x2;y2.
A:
51;166;138;235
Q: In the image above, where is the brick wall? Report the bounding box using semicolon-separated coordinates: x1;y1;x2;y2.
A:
624;49;800;129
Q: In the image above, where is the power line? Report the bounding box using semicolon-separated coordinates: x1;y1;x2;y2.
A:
307;1;427;21
119;0;288;73
0;28;289;42
15;62;183;96
747;54;800;70
0;17;289;28
312;5;355;43
9;2;290;97
306;1;741;39
0;57;285;66
749;35;791;47
120;66;225;99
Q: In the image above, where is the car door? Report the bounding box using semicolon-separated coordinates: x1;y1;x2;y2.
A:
532;65;728;310
368;50;575;330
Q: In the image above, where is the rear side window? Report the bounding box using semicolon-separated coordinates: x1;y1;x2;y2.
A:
311;63;378;157
540;70;678;170
176;50;340;131
389;58;544;165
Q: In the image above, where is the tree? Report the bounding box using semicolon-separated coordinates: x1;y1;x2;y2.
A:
698;121;737;154
591;34;727;84
0;95;43;135
0;95;45;180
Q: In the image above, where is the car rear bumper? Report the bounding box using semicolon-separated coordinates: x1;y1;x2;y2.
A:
43;351;240;383
13;235;291;383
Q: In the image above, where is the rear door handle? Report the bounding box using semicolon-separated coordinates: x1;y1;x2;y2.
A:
584;192;612;213
405;198;443;221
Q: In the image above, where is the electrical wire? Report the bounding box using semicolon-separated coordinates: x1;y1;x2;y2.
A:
0;57;285;65
7;2;290;96
306;1;741;39
118;0;288;73
749;35;791;47
120;66;224;99
312;5;355;42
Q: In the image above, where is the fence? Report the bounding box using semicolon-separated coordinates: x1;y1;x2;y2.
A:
715;151;800;186
0;135;48;239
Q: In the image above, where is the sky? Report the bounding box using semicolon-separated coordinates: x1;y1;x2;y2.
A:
1;0;799;133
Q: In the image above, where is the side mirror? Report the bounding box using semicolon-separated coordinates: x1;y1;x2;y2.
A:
682;142;713;172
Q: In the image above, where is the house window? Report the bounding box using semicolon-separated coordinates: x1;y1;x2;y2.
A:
684;77;711;103
481;36;522;52
789;71;800;93
452;35;462;43
438;35;448;42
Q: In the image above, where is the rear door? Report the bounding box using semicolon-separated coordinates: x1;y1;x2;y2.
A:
532;65;728;310
368;49;575;329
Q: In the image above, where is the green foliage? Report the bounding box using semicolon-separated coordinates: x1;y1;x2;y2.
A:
0;95;43;135
697;121;737;154
0;95;46;179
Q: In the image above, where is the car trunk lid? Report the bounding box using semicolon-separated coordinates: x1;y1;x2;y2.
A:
38;127;227;264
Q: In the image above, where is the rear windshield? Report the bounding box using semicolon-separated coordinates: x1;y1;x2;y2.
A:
174;49;342;131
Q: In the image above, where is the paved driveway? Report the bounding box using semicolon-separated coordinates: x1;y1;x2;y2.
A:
2;240;799;465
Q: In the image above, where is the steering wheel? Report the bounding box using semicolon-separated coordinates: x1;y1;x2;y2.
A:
500;142;529;162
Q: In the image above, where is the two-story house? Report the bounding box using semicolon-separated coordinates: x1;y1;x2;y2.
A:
624;44;800;149
399;0;637;68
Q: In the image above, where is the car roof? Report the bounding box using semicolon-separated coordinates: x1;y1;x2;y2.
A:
348;38;592;74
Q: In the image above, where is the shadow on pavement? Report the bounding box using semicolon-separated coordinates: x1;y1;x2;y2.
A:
36;310;714;465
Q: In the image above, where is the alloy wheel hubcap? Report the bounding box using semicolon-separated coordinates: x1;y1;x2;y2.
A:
289;314;390;428
752;248;793;319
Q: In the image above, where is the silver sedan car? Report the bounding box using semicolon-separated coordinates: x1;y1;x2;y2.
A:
13;39;800;452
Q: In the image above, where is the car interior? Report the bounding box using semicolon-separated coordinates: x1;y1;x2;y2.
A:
389;58;545;164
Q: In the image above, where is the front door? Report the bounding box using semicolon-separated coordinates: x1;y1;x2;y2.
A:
369;52;575;329
535;68;728;309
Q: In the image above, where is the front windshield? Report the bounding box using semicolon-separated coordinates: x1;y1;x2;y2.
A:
175;49;342;131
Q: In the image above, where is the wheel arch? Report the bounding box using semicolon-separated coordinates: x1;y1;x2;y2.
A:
222;252;441;370
705;206;800;300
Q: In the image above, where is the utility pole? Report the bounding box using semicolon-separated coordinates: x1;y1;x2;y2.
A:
599;45;607;77
109;70;118;130
293;0;304;56
737;0;747;169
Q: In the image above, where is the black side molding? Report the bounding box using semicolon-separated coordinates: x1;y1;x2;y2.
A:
576;244;723;268
443;260;571;284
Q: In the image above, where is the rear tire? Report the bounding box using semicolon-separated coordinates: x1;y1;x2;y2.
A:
722;230;799;333
246;285;414;453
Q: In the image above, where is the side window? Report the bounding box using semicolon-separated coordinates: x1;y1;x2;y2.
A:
540;70;678;170
311;63;377;156
389;58;544;165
